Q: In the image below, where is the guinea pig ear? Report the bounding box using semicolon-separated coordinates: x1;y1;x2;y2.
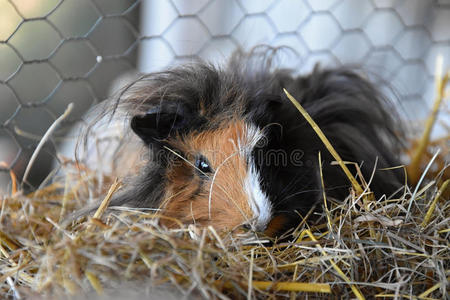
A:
131;102;188;144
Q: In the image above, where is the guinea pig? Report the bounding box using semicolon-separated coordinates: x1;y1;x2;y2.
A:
95;47;405;235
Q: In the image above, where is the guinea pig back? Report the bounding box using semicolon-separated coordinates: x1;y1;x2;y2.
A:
104;48;405;235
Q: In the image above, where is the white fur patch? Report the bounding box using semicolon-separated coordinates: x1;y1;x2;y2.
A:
239;124;272;231
244;164;272;231
237;124;265;156
245;124;265;151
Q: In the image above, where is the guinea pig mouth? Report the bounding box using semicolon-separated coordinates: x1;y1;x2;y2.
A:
241;220;269;233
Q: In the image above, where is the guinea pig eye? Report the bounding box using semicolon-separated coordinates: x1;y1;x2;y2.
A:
194;155;213;175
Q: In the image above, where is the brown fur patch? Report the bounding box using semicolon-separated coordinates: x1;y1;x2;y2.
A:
160;120;257;231
264;214;289;237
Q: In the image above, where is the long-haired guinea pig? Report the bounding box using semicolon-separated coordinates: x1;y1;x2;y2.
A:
90;48;405;235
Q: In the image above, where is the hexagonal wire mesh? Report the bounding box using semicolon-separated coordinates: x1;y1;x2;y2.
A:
0;0;449;191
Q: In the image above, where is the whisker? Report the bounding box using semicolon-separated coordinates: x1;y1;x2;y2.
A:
164;145;248;223
275;171;310;200
273;183;352;209
163;145;212;179
279;188;322;201
208;150;252;225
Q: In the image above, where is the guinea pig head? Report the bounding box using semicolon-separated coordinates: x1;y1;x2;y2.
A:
131;106;272;232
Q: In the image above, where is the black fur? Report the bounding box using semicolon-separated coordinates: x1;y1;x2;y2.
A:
109;47;405;231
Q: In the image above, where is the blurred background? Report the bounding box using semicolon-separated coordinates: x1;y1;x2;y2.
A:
0;0;449;192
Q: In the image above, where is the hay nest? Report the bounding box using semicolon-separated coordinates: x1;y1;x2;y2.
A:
0;161;448;299
1;68;449;299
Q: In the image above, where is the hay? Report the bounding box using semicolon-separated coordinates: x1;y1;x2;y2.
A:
0;70;448;299
0;162;448;299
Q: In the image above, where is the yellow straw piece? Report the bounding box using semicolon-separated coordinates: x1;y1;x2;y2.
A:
408;55;448;184
421;179;449;228
284;89;364;195
375;294;437;300
251;281;331;293
0;162;17;195
277;254;356;271
393;251;431;258
219;280;331;293
319;152;333;231
9;170;17;195
304;229;365;300
86;271;103;295
418;278;448;298
92;178;121;220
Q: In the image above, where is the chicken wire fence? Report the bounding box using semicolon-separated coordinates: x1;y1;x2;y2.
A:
0;0;449;190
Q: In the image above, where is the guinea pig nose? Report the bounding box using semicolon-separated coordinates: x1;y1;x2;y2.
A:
253;222;268;233
241;221;268;233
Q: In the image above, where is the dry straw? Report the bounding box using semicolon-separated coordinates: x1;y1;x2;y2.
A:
0;68;448;299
